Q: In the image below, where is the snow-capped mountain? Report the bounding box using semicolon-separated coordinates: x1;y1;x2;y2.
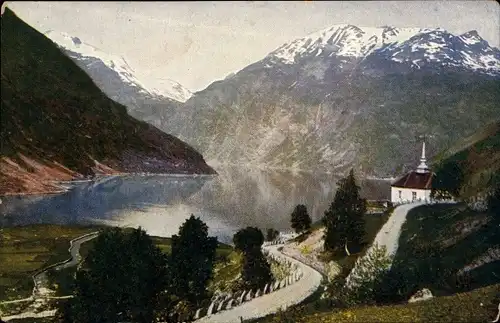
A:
44;31;192;103
270;25;439;62
269;25;500;75
43;25;499;177
149;24;500;177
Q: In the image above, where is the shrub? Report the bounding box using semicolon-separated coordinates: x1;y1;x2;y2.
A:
266;228;280;241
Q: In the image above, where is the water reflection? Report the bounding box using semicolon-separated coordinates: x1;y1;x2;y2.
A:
0;168;391;244
0;175;210;227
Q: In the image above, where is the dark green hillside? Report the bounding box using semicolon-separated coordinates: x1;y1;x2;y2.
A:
382;203;499;302
0;8;214;190
432;121;500;198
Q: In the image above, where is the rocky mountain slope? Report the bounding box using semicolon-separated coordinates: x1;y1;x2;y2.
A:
0;8;215;195
41;31;189;132
167;25;500;177
48;24;500;177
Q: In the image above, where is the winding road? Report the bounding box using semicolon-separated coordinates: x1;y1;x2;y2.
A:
196;203;433;322
195;244;323;323
370;202;426;256
33;231;100;297
1;232;100;321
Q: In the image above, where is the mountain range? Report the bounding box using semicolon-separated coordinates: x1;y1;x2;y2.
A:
44;31;193;103
41;24;500;177
0;8;215;195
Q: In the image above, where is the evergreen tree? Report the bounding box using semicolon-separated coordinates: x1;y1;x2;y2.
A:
346;243;392;304
233;226;264;253
290;204;312;233
324;169;367;255
233;227;273;290
59;227;169;323
170;215;218;306
241;249;273;291
322;206;347;252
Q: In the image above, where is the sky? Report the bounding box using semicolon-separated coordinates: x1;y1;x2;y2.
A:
4;1;500;92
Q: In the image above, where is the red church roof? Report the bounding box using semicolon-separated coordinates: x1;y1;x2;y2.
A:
391;171;433;190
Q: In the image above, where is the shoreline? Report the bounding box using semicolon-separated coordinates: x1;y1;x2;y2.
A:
0;172;218;198
0;189;69;197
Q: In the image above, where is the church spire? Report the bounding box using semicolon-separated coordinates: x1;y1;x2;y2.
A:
416;141;429;173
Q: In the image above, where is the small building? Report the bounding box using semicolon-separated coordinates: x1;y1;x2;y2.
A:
391;142;433;204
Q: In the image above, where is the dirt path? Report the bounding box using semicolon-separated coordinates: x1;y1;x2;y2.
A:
1;232;99;321
345;202;426;288
195;243;323;323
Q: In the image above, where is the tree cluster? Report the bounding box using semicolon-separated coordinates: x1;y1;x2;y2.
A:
323;169;367;256
58;227;169;323
233;227;273;291
59;215;218;323
290;204;312;234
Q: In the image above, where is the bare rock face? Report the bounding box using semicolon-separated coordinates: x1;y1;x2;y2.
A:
408;288;434;303
119;27;500;178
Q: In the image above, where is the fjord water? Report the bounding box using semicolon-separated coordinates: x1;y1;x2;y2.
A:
0;167;390;244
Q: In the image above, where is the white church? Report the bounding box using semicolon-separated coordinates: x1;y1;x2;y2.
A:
391;142;433;204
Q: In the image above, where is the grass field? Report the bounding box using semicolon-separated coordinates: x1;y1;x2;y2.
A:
1;225;234;300
258;283;500;323
208;250;244;293
0;224;102;300
149;235;233;261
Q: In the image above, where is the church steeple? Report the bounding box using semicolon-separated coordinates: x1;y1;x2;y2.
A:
416;141;429;173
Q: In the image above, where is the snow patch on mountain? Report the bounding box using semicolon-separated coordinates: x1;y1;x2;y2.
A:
44;31;192;102
458;30;484;46
270;25;440;63
148;78;193;103
269;25;500;75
